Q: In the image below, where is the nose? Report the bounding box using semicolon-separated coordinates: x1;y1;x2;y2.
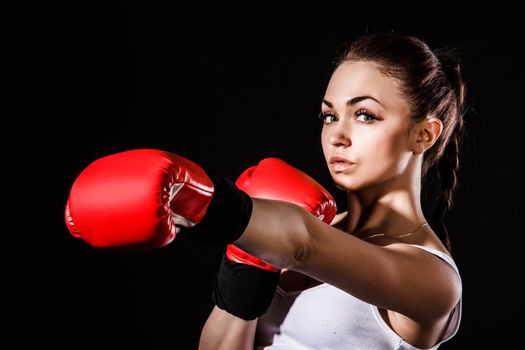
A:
327;120;351;148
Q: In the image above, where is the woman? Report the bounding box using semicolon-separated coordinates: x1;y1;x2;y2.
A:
199;32;466;349
64;31;466;350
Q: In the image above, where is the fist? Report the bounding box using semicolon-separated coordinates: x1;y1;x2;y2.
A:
65;149;214;251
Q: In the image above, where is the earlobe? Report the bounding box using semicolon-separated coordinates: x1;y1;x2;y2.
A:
412;117;443;154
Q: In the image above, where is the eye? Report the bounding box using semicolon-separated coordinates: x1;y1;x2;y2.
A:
355;109;377;123
318;112;338;124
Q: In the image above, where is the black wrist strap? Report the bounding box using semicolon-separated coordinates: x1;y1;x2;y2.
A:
212;253;280;320
178;170;253;246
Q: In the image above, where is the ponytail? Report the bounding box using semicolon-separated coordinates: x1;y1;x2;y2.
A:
428;50;467;252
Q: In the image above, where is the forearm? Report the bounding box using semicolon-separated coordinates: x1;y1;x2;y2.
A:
237;198;391;306
235;198;312;270
199;306;257;350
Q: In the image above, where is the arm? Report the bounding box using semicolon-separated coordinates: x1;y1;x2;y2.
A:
64;149;457;342
235;198;462;325
201;158;338;349
199;306;257;350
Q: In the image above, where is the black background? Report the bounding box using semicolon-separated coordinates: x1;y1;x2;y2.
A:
8;1;523;348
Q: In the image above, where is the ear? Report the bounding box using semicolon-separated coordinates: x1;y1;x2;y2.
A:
411;117;443;154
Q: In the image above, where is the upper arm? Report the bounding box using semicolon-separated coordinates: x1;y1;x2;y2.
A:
297;216;462;323
236;198;461;325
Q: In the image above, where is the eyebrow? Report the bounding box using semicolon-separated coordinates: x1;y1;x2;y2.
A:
322;95;384;108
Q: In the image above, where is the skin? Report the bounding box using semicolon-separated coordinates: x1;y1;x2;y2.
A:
321;61;434;237
200;61;462;350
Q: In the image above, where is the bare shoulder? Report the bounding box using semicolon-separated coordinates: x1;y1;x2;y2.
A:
377;229;462;317
371;232;462;346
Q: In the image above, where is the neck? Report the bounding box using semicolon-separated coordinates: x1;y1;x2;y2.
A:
344;162;426;238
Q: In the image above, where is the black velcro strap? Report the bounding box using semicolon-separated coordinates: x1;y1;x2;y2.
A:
178;170;253;246
212;253;280;320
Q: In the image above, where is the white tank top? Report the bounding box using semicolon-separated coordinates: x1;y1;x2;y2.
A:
254;245;462;350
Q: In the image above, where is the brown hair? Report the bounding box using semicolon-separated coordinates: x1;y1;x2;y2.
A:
335;33;467;251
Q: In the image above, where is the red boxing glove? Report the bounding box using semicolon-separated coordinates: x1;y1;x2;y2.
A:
226;158;337;271
65;149;214;251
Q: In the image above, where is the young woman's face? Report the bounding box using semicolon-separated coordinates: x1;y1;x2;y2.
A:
321;61;415;191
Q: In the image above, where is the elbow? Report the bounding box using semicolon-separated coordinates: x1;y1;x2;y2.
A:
292;239;313;268
237;199;317;270
287;207;315;269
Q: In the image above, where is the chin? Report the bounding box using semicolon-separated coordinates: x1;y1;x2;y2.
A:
331;176;360;192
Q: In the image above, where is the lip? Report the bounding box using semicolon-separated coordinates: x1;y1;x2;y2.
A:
329;156;355;172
